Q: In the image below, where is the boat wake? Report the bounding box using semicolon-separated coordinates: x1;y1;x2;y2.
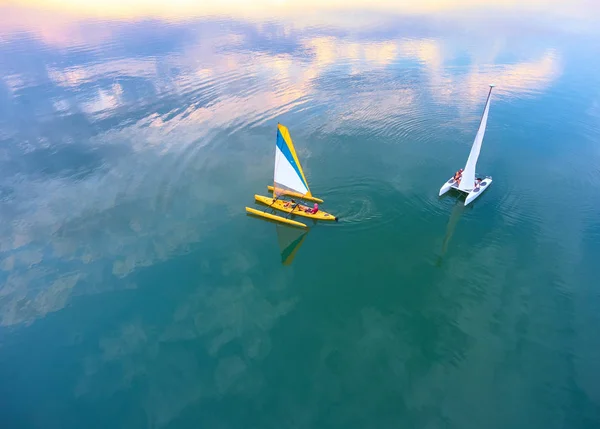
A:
317;177;403;232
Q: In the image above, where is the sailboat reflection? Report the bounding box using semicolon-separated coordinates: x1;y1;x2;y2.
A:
436;200;465;266
276;224;308;265
246;212;309;265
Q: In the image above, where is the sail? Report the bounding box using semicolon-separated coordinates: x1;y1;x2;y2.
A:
276;224;308;265
459;85;494;192
273;124;312;198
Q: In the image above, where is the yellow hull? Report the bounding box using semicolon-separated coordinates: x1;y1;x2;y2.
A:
254;195;337;221
267;186;324;203
245;207;307;229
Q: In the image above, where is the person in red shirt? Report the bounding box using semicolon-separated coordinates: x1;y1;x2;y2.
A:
305;203;319;214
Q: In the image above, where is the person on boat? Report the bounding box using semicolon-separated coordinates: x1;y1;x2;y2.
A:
453;168;463;182
283;199;297;208
305;203;319;214
474;178;483;189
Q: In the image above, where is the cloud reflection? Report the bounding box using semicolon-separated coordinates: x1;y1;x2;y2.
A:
397;39;562;105
6;0;600;23
0;6;567;328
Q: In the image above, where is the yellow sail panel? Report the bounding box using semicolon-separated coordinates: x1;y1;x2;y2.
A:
274;124;312;198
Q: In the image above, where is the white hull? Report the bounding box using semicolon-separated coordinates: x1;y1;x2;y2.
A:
439;177;492;206
438;178;456;197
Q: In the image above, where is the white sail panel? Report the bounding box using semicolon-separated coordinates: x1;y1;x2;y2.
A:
459;86;494;192
274;145;310;196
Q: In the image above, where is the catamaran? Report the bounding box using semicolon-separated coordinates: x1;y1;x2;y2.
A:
246;123;338;228
439;84;495;206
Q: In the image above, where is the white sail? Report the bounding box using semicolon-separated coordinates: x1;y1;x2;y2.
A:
459;85;494;192
273;124;312;197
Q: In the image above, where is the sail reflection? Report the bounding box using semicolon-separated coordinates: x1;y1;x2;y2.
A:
246;211;308;265
276;224;308;266
436;200;465;266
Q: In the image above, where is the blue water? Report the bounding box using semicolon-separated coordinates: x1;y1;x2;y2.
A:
1;3;600;428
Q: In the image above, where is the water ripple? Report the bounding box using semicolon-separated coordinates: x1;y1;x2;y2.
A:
320;177;403;232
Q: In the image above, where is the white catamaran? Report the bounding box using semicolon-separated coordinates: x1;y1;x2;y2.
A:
439;84;495;206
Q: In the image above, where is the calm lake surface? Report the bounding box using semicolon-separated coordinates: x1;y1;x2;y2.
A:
1;2;600;428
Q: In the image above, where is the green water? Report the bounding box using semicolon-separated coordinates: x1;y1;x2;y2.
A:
1;3;600;428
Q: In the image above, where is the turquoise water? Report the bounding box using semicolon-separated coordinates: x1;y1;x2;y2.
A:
1;3;600;428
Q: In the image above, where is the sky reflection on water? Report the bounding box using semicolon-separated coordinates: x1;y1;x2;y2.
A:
1;2;600;428
0;0;596;326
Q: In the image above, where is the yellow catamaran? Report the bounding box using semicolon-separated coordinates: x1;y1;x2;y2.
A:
245;124;338;229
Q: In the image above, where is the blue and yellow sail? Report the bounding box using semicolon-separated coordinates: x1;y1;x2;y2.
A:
273;124;313;199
